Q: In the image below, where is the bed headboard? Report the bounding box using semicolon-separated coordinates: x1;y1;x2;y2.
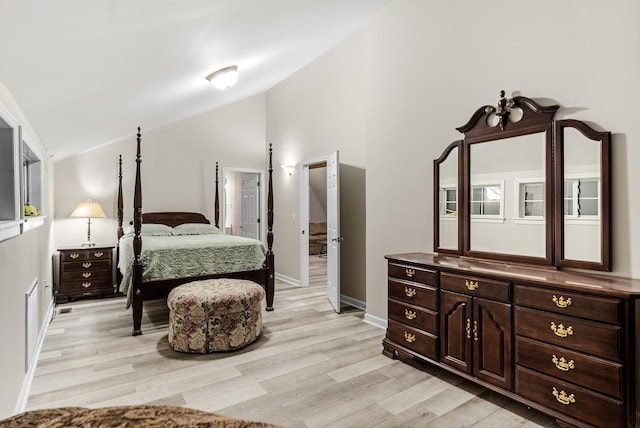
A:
141;212;210;227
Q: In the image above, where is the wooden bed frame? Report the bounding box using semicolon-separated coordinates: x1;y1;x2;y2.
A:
118;127;275;335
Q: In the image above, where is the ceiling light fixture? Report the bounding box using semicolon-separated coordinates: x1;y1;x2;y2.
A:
205;65;238;90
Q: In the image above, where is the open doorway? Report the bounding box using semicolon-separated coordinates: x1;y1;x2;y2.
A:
222;167;264;241
300;152;341;313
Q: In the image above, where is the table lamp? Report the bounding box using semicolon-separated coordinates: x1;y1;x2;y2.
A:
70;199;106;247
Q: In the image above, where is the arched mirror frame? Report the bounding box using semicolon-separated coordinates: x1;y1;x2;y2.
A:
433;92;612;271
554;119;611;271
433;140;463;255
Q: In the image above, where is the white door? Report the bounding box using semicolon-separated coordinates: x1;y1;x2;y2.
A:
241;174;260;239
326;151;341;313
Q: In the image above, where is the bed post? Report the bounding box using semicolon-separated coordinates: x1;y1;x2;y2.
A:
265;143;275;311
132;127;144;335
117;155;124;240
214;162;220;229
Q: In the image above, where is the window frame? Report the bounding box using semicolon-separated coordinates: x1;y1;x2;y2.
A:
470;180;505;223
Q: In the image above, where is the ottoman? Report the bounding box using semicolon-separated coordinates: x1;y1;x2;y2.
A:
167;278;264;353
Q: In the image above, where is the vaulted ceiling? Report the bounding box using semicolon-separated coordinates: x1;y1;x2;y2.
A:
0;0;389;160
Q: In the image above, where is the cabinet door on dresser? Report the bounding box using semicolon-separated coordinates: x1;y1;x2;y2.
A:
440;272;512;390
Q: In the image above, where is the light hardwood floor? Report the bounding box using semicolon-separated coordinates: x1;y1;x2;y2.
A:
27;256;558;427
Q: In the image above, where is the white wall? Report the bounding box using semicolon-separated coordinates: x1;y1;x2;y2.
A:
364;0;640;319
266;29;368;302
54;94;266;248
0;82;54;418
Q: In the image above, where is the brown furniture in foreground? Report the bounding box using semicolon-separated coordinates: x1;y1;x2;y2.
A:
386;92;633;427
56;246;115;303
384;253;640;428
117;128;275;335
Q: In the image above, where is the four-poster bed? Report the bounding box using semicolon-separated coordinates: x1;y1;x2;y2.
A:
117;128;275;335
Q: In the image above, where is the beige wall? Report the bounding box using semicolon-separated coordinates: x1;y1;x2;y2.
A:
54;94;267;248
364;0;640;320
0;82;55;418
266;29;368;302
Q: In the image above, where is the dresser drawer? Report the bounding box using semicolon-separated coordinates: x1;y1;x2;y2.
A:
388;263;438;286
63;260;111;271
515;284;621;324
387;319;438;360
515;306;621;361
516;336;622;398
60;248;112;262
516;366;623;428
61;269;111;282
57;279;113;298
389;299;437;334
388;278;438;310
441;272;510;303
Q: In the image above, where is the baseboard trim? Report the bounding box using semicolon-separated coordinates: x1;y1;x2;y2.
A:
363;312;387;329
275;272;301;287
14;297;55;415
340;294;365;311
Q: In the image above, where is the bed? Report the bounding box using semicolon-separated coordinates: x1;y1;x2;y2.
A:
117;128;275;335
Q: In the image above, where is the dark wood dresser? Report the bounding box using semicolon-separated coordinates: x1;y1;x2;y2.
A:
57;246;115;303
383;253;640;428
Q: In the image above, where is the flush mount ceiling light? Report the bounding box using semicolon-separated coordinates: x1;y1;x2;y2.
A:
205;65;238;90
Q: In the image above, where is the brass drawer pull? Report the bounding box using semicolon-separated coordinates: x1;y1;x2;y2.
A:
552;295;572;308
94;252;104;258
404;286;417;298
552;387;576;405
552;355;576;372
83;262;92;268
70;253;80;259
550;322;573;338
465;280;479;291
404;332;416;343
466;319;471;339
404;309;417;320
473;320;479;341
405;268;415;278
82;282;92;288
82;272;92;278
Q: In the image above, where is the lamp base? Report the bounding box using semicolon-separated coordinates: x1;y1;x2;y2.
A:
81;241;96;248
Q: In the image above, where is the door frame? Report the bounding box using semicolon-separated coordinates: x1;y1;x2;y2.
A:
299;154;340;314
221;167;265;242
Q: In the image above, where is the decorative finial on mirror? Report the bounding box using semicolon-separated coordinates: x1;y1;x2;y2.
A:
485;90;515;130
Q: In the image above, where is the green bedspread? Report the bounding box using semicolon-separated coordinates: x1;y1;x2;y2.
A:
118;234;266;307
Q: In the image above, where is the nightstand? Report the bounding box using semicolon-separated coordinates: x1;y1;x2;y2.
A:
57;246;115;303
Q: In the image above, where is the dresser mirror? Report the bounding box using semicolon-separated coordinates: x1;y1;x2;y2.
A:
434;91;611;270
554;119;611;270
433;141;462;253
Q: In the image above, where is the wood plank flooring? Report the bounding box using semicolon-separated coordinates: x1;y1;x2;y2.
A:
27;256;559;427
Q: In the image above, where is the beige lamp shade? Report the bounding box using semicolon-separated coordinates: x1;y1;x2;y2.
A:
70;199;106;247
70;200;106;219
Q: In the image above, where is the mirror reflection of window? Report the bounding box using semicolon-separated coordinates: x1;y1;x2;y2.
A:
471;184;502;216
519;182;544;218
440;187;457;216
564;178;599;218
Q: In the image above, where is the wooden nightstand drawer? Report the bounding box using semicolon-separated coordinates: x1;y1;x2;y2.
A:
388;262;438;286
388;278;438;309
387;319;438;360
63;260;111;271
441;272;510;303
61;269;111;282
515;306;621;361
516;366;623;428
516;336;622;398
389;299;437;333
515;284;621;324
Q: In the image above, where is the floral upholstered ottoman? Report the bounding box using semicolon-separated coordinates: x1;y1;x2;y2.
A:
167;278;264;353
